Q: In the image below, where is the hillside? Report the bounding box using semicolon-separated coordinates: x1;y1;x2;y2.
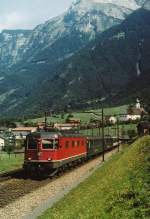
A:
39;136;150;219
0;0;143;68
0;0;146;117
8;6;150;116
26;105;128;124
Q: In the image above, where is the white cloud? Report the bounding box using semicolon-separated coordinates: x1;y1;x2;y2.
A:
0;0;73;32
0;12;27;31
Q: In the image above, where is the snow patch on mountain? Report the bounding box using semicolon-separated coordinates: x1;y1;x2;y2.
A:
0;0;145;69
92;0;140;10
70;0;141;22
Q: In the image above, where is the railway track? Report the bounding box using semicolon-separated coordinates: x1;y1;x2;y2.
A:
0;144;125;209
0;168;23;182
0;173;53;208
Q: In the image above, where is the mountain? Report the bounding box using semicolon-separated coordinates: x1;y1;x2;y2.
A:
143;0;150;10
0;0;143;70
0;30;31;68
0;0;147;116
15;6;150;115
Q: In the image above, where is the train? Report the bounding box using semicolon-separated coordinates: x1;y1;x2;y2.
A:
23;131;114;176
137;121;150;136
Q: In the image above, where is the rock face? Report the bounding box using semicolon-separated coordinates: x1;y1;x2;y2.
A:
0;0;147;116
143;0;150;10
0;0;144;69
26;7;150;112
0;30;31;67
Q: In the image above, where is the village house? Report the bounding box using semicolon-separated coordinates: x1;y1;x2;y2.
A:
11;127;37;140
105;116;117;124
66;118;81;124
119;99;145;122
118;114;139;122
0;136;5;151
54;123;78;131
11;127;38;149
0;127;7;133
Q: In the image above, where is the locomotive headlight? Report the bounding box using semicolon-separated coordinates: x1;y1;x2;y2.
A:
38;152;41;157
28;157;31;161
48;158;51;161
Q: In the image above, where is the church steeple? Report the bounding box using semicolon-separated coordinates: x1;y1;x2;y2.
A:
136;98;141;109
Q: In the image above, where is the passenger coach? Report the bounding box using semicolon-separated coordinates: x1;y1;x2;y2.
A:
23;131;114;175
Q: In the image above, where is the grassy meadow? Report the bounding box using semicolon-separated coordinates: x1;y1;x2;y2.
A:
39;136;150;219
26;105;128;125
0;153;24;173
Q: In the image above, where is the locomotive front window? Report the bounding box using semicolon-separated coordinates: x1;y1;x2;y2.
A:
27;137;37;149
42;139;58;149
42;139;54;149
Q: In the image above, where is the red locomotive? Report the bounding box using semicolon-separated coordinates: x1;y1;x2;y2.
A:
23;131;114;176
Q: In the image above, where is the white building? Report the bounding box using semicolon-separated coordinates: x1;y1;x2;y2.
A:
54;123;78;130
119;100;143;122
136;98;141;109
105;116;117;124
128;114;141;121
12;127;37;139
109;116;117;124
119;114;141;122
0;137;5;150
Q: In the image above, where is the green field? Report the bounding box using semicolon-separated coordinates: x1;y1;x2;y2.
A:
86;104;128;115
26;105;128;125
39;136;150;219
0;153;24;173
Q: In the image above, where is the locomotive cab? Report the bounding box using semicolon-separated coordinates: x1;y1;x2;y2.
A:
23;132;60;174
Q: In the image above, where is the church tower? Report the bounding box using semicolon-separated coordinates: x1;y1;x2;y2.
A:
136;98;141;109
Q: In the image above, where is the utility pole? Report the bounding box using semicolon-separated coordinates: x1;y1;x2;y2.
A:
45;112;47;131
102;106;105;162
117;117;120;152
99;125;101;136
92;126;94;136
98;122;101;136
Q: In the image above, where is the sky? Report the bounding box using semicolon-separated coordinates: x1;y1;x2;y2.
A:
0;0;73;32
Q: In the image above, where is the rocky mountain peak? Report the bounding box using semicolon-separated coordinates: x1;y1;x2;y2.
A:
143;0;150;10
72;0;140;9
68;0;144;23
1;0;141;69
0;0;149;116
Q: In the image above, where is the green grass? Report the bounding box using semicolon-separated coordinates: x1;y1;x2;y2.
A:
0;153;24;173
26;115;65;124
26;105;128;125
39;136;150;219
86;105;128;116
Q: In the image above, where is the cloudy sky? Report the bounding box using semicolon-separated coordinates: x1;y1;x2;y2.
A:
0;0;73;32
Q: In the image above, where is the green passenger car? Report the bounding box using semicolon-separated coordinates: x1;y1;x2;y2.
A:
87;136;113;158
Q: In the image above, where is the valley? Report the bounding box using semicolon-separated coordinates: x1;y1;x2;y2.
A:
0;0;149;117
0;2;150;219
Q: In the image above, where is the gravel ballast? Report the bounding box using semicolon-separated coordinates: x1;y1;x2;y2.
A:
0;148;120;219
